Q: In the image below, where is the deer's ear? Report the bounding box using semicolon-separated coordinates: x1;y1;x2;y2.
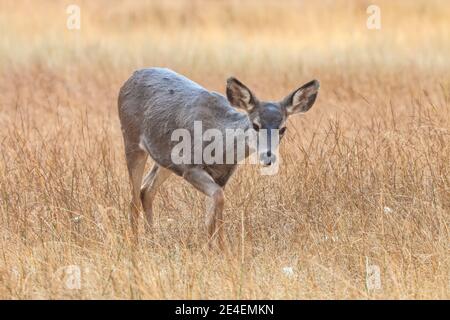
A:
282;80;320;116
226;77;257;112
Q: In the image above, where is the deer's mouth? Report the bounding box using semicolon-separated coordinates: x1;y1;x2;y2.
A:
259;152;277;166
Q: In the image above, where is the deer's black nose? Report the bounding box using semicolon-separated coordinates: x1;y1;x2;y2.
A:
260;151;276;166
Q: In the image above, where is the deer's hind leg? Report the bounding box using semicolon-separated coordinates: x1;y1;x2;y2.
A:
140;164;172;230
125;145;148;238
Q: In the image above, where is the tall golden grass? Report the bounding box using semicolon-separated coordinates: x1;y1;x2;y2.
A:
0;0;449;299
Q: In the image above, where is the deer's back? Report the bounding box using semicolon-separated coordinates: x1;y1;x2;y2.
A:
118;67;249;176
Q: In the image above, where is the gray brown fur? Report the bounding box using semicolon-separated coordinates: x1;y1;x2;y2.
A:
118;67;319;247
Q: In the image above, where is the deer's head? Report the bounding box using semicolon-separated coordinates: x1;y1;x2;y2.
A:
226;77;320;166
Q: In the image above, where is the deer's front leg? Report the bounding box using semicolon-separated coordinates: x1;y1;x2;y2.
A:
183;167;225;248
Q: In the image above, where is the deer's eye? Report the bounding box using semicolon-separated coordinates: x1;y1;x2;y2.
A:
252;123;260;131
279;127;287;135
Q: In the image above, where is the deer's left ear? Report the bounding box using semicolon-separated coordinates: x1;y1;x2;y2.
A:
226;77;257;112
281;80;320;115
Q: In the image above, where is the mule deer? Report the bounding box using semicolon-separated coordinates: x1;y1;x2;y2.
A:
118;68;319;245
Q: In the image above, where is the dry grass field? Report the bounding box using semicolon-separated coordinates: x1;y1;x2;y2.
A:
0;0;449;299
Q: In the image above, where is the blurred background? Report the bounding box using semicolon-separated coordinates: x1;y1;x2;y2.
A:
1;0;449;78
0;0;448;299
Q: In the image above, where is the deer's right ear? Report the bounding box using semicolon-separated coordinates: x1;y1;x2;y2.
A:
281;80;320;116
226;77;257;112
